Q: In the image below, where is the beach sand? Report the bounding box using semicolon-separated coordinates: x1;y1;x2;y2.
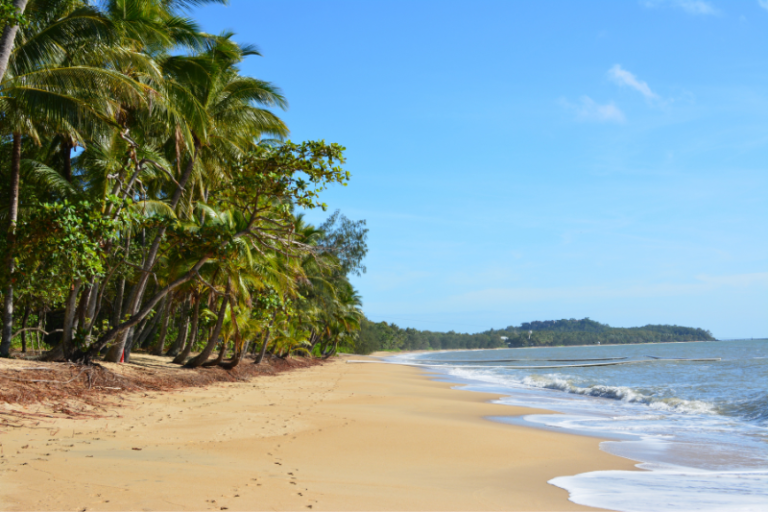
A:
0;356;636;511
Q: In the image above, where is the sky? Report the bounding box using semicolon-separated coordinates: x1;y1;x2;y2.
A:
190;0;768;339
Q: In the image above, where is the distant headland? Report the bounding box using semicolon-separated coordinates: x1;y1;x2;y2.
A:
356;317;716;354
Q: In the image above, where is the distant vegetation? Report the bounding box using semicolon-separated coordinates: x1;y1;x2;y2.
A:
354;317;716;354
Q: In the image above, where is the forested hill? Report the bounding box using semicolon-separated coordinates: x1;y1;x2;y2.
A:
354;318;716;354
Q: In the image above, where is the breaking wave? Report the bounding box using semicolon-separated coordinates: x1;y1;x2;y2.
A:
520;374;718;415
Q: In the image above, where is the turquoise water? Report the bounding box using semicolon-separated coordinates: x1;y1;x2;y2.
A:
392;340;768;511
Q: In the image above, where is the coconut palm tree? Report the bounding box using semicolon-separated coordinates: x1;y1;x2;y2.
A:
102;33;288;362
1;0;147;358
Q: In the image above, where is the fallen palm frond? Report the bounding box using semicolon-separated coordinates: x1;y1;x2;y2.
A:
0;354;323;424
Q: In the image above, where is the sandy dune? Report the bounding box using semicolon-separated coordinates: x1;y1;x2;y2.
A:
0;356;635;511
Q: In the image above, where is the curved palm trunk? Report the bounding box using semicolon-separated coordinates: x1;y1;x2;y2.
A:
186;279;230;368
223;329;253;369
0;133;21;358
0;0;28;83
324;339;339;359
102;145;200;362
308;329;321;354
254;315;276;365
124;303;164;362
166;298;190;357
82;256;210;363
41;278;83;361
84;281;101;334
237;340;251;363
219;297;245;369
73;284;92;332
152;298;174;355
210;337;229;366
172;294;199;364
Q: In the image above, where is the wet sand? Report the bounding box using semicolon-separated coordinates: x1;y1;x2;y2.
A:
0;356;636;511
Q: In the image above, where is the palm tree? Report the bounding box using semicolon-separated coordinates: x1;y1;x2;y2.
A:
1;0;146;358
0;0;30;82
103;34;288;362
1;0;361;367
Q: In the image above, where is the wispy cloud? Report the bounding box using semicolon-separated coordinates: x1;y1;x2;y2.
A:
641;0;720;15
759;0;768;12
608;65;658;101
561;96;626;123
694;272;768;287
443;272;768;306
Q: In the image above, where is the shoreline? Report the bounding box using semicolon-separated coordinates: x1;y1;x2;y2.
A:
0;355;636;511
391;341;768;511
369;338;739;359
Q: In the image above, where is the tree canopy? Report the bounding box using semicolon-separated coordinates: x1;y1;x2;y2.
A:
0;0;366;366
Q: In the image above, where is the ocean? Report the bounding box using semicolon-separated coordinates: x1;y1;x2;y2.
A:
390;339;768;512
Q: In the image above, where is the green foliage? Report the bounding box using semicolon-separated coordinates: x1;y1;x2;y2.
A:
354;320;505;354
224;140;349;213
319;210;368;277
2;196;135;306
0;0;27;28
0;0;365;363
493;319;715;347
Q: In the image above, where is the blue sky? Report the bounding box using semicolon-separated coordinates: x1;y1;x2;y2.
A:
191;0;768;338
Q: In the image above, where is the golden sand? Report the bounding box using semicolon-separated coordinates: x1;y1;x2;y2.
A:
0;356;636;511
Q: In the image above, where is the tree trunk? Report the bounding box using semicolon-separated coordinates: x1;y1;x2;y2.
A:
254;316;275;365
61;138;73;183
238;340;251;362
20;304;29;353
85;281;100;327
73;284;91;332
35;309;43;354
0;133;21;358
308;329;321;353
172;294;199;364
136;312;161;349
124;305;163;362
112;277;125;328
107;145;200;363
165;297;190;357
152;298;173;355
105;280;140;362
186;280;230;368
324;340;339;359
210;337;229;366
219;295;245;368
119;316;147;363
0;0;29;83
220;337;249;370
41;279;83;361
105;329;128;362
82;256;209;363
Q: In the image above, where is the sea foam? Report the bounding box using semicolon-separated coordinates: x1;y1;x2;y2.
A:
400;340;768;511
550;465;768;512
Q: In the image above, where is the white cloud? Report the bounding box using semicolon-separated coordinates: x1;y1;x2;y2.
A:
759;0;768;12
608;65;658;101
562;96;626;123
641;0;720;15
677;0;719;14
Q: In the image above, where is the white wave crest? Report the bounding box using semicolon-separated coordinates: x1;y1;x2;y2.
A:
444;367;717;415
520;374;717;414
